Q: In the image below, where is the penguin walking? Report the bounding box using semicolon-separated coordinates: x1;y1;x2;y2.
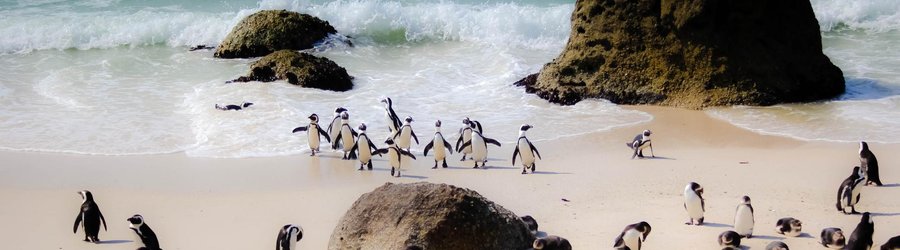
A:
292;114;331;156
845;212;874;250
276;224;303;250
333;111;358;160
457;121;501;169
533;236;572;250
380;97;402;135
326;107;348;150
512;124;542;174
349;123;380;170
765;241;789;250
774;217;803;237
626;129;654;159
393;116;419;151
683;182;705;225
455;118;474;161
374;138;417;177
215;102;253;111
423;120;453;169
733;195;754;238
613;221;651;250
859;141;883;186
718;230;742;250
73;190;107;243
881;235;900;250
837;166;865;214
127;214;161;250
820;227;846;249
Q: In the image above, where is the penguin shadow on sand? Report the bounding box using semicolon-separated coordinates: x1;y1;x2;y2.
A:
697;222;731;228
875;183;900;187
94;240;133;244
745;234;785;241
367;167;429;179
867;212;900;217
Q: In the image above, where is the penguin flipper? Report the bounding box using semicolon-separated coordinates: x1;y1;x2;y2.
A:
527;140;541;159
484;137;502;147
318;127;330;143
333;133;343;150
613;231;626;248
441;139;453;155
73;212;82;233
455;136;464;151
98;208;107;231
411;130;419;144
400;149;417;160
423;141;434;157
351;128;358;138
457;141;472;153
350;141;359;156
292;126;308;133
512;146;519;166
373;148;389;155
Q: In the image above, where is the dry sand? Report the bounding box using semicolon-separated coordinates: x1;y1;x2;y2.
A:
0;106;898;249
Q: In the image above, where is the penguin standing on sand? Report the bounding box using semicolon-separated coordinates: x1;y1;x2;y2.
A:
73;190;107;243
326;107;348;149
292;114;331;156
333;111;358;160
683;182;705;225
393;116;419;151
458;121;501;169
775;217;803;237
380;98;402;135
127;214;161;250
276;224;303;250
627;129;654;159
718;230;742;250
374;138;417;177
837;166;865;214
215;102;253;111
423;120;453;169
845;212;874;250
733;195;754;238
765;241;789;250
820;227;846;249
613;221;651;250
533;236;572;250
349;123;380;170
455;118;474;161
512;124;542;174
859;141;883;186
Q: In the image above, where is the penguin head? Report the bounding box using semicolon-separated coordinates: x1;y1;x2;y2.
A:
462;117;470;125
532;238;547;249
358;123;367;132
859;141;868;152
335;107;347;114
308;114;318;122
242;102;254;108
287;224;304;241
520;124;533;131
384;138;395;145
404;116;413;123
861;212;872;224
643;129;652;137
637;221;651;240
852;166;862;178
127;214;144;226
380;97;392;106
435;120;442;127
688;182;703;195
790;219;802;230
740;196;751;205
341;111;349;120
78;190;93;202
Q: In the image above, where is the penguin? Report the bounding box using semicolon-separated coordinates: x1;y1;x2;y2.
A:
881;235;900;250
733;195;754;238
326;107;348;149
457;121;501;169
393;116;419;151
533;235;572;250
683;182;705;225
292;114;331;156
718;230;742;250
775;217;802;237
837;166;865;214
765;241;789;250
276;224;303;250
423;120;453;169
127;214;161;250
373;138;417;177
215;102;253;111
859;141;883;186
380;97;402;135
845;212;875;250
520;215;539;235
73;190;107;243
613;221;651;250
626;129;654;159
820;227;846;249
512;124;542;174
349;123;381;170
333;111;358;160
455;117;474;161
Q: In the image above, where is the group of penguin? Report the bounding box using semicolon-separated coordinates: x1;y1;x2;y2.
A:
291;97;542;176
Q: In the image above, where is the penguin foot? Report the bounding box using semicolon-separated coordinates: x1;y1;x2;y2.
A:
390;168;395;176
431;166;437;169
358;166;364;171
685;221;693;225
521;170;527;174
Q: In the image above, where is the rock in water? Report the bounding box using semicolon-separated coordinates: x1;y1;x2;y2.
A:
516;0;844;109
215;10;337;58
328;182;535;250
231;50;353;91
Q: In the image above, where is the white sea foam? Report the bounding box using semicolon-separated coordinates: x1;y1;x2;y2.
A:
812;0;900;32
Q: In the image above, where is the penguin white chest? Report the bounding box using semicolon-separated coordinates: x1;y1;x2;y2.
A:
433;135;447;160
397;126;412;149
734;205;753;236
329;118;341;141
623;229;642;249
461;130;473;154
389;148;402;169
307;126;320;148
684;191;703;219
340;126;354;152
471;134;487;162
357;136;372;163
516;138;535;166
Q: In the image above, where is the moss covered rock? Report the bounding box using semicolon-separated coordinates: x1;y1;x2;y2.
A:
231;50;352;91
214;10;336;58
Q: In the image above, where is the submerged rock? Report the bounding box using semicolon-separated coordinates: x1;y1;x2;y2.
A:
214;10;337;58
328;182;535;250
231;50;352;91
517;0;845;109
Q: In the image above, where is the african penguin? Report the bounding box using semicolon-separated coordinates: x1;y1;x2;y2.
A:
512;124;542;174
765;241;789;250
613;221;651;250
393;116;419;151
845;212;874;250
733;195;754;238
373;138;417;177
881;235;900;250
455;117;474;161
626;129;654;159
73;190;107;243
423;120;453;169
127;214;161;250
520;215;539;235
349;123;381;170
215;102;253;111
292;114;331;156
683;182;705;226
820;227;846;249
333;111;358;160
837;166;865;214
533;235;572;250
380;97;401;135
326;107;348;150
276;224;303;250
718;230;742;250
775;217;802;237
859;141;883;186
457;121;501;169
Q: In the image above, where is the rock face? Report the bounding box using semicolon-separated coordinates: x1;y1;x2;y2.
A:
215;10;337;58
328;182;535;250
516;0;845;109
232;50;352;91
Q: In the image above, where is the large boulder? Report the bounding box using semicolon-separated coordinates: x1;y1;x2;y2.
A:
516;0;845;109
214;10;337;58
328;182;535;250
231;50;353;91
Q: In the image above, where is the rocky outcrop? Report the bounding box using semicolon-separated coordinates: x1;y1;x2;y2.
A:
516;0;845;109
214;10;337;58
231;50;352;91
328;182;535;250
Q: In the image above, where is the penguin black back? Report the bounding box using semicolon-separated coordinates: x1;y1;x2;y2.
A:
846;212;875;250
859;141;883;186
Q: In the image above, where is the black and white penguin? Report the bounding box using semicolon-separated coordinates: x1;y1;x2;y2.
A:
881;235;900;250
349;123;381;170
73;190;107;243
423;120;453;169
718;230;742;250
333;111;358;160
859;141;883;186
326;107;348;149
837;166;866;214
393;116;419;151
775;217;803;237
765;241;789;250
455;117;474;161
626;129;654;159
276;224;303;250
845;212;875;250
215;102;253;111
520;215;539;235
127;214;161;250
374;138;417;177
292;114;331;156
613;221;651;250
512;124;542;174
380;97;402;135
533;235;572;250
683;182;705;225
820;227;846;249
457;121;501;169
733;195;754;238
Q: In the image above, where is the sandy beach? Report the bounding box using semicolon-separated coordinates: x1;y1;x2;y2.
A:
0;106;897;249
